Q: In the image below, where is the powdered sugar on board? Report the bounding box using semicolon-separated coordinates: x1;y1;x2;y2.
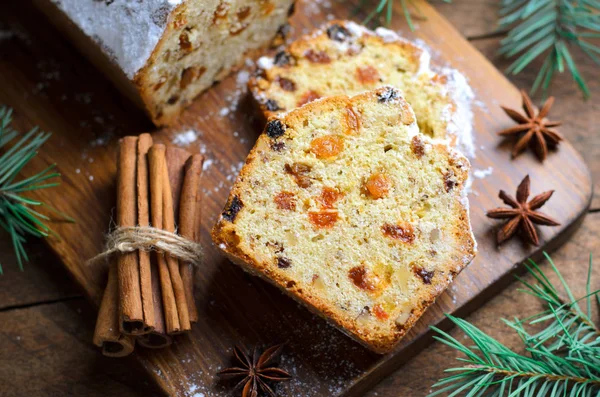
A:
51;0;184;79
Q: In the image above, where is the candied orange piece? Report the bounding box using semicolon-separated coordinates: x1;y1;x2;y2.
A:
345;106;361;135
356;65;380;84
382;223;415;243
317;187;342;209
308;211;338;228
348;265;376;291
372;304;389;320
274;191;296;210
365;173;391;199
310;135;344;159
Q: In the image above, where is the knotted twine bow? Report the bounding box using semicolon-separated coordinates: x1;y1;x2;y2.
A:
87;226;203;267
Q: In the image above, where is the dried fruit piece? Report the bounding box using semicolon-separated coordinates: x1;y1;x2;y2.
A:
265;99;281;111
277;257;292;268
348;266;375;291
285;163;312;188
236;6;251;20
372;304;389;320
382;223;415;243
317;187;342;209
377;87;400;103
277;76;297;92
222;196;243;222
412;266;434;284
327;24;351;41
271;141;286;151
345;106;361;134
310;135;344;159
305;49;331;64
411;136;425;158
444;170;456;192
297;90;321;107
274;191;296;210
213;1;229;24
356;65;380;85
365;173;391;199
180;67;198;89
179;31;192;51
274;51;292;67
308;211;338;228
266;119;286;138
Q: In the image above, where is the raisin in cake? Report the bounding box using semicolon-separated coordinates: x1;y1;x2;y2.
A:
212;87;476;353
249;20;475;156
35;0;295;126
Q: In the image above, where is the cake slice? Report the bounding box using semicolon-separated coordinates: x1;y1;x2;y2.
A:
35;0;295;126
212;87;476;353
249;20;475;156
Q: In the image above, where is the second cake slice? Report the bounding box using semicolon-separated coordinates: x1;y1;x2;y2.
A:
213;87;476;353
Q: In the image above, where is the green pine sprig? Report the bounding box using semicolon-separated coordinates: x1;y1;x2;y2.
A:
499;0;600;99
429;252;600;396
0;106;72;273
357;0;450;31
352;0;600;97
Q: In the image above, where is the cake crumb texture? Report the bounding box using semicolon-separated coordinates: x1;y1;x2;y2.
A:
213;87;476;353
250;20;475;157
52;0;295;125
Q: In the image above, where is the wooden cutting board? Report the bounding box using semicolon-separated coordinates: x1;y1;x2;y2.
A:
1;0;592;395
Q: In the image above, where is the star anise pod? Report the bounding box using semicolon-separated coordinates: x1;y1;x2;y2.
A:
486;175;560;245
217;344;291;397
498;90;563;161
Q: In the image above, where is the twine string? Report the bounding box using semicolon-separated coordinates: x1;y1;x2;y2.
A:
87;226;203;267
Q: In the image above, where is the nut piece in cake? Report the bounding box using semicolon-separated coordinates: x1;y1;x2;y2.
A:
212;87;476;353
37;0;296;126
249;20;476;157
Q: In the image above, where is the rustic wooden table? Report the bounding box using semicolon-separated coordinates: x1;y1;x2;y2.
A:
0;1;598;396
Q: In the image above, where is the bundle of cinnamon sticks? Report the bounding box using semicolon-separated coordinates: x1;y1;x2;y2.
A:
93;133;204;357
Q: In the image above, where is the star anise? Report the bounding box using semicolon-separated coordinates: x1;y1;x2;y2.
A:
217;344;291;397
486;175;560;245
498;90;563;161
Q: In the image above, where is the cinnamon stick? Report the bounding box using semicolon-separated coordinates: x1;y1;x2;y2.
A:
93;261;135;357
165;147;191;218
136;133;155;332
117;136;145;335
179;155;204;323
162;158;191;333
137;256;172;349
148;144;181;334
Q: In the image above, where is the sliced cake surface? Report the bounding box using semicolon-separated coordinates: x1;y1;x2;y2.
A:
43;0;295;125
250;20;475;157
212;87;476;353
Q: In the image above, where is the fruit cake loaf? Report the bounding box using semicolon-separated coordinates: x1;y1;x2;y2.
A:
249;20;475;156
212;87;476;353
35;0;295;126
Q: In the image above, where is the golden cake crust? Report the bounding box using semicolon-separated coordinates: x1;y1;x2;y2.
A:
213;87;476;353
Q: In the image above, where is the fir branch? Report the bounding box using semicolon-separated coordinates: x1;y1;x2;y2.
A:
356;0;449;31
0;106;72;273
429;252;600;396
499;0;600;99
352;1;600;97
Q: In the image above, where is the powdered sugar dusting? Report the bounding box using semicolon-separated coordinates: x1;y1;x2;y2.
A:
51;0;184;78
473;166;493;179
172;129;199;147
439;67;476;159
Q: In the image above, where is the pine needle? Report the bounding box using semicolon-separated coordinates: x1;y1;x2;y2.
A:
429;253;600;396
0;106;72;273
352;0;599;97
499;0;600;98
